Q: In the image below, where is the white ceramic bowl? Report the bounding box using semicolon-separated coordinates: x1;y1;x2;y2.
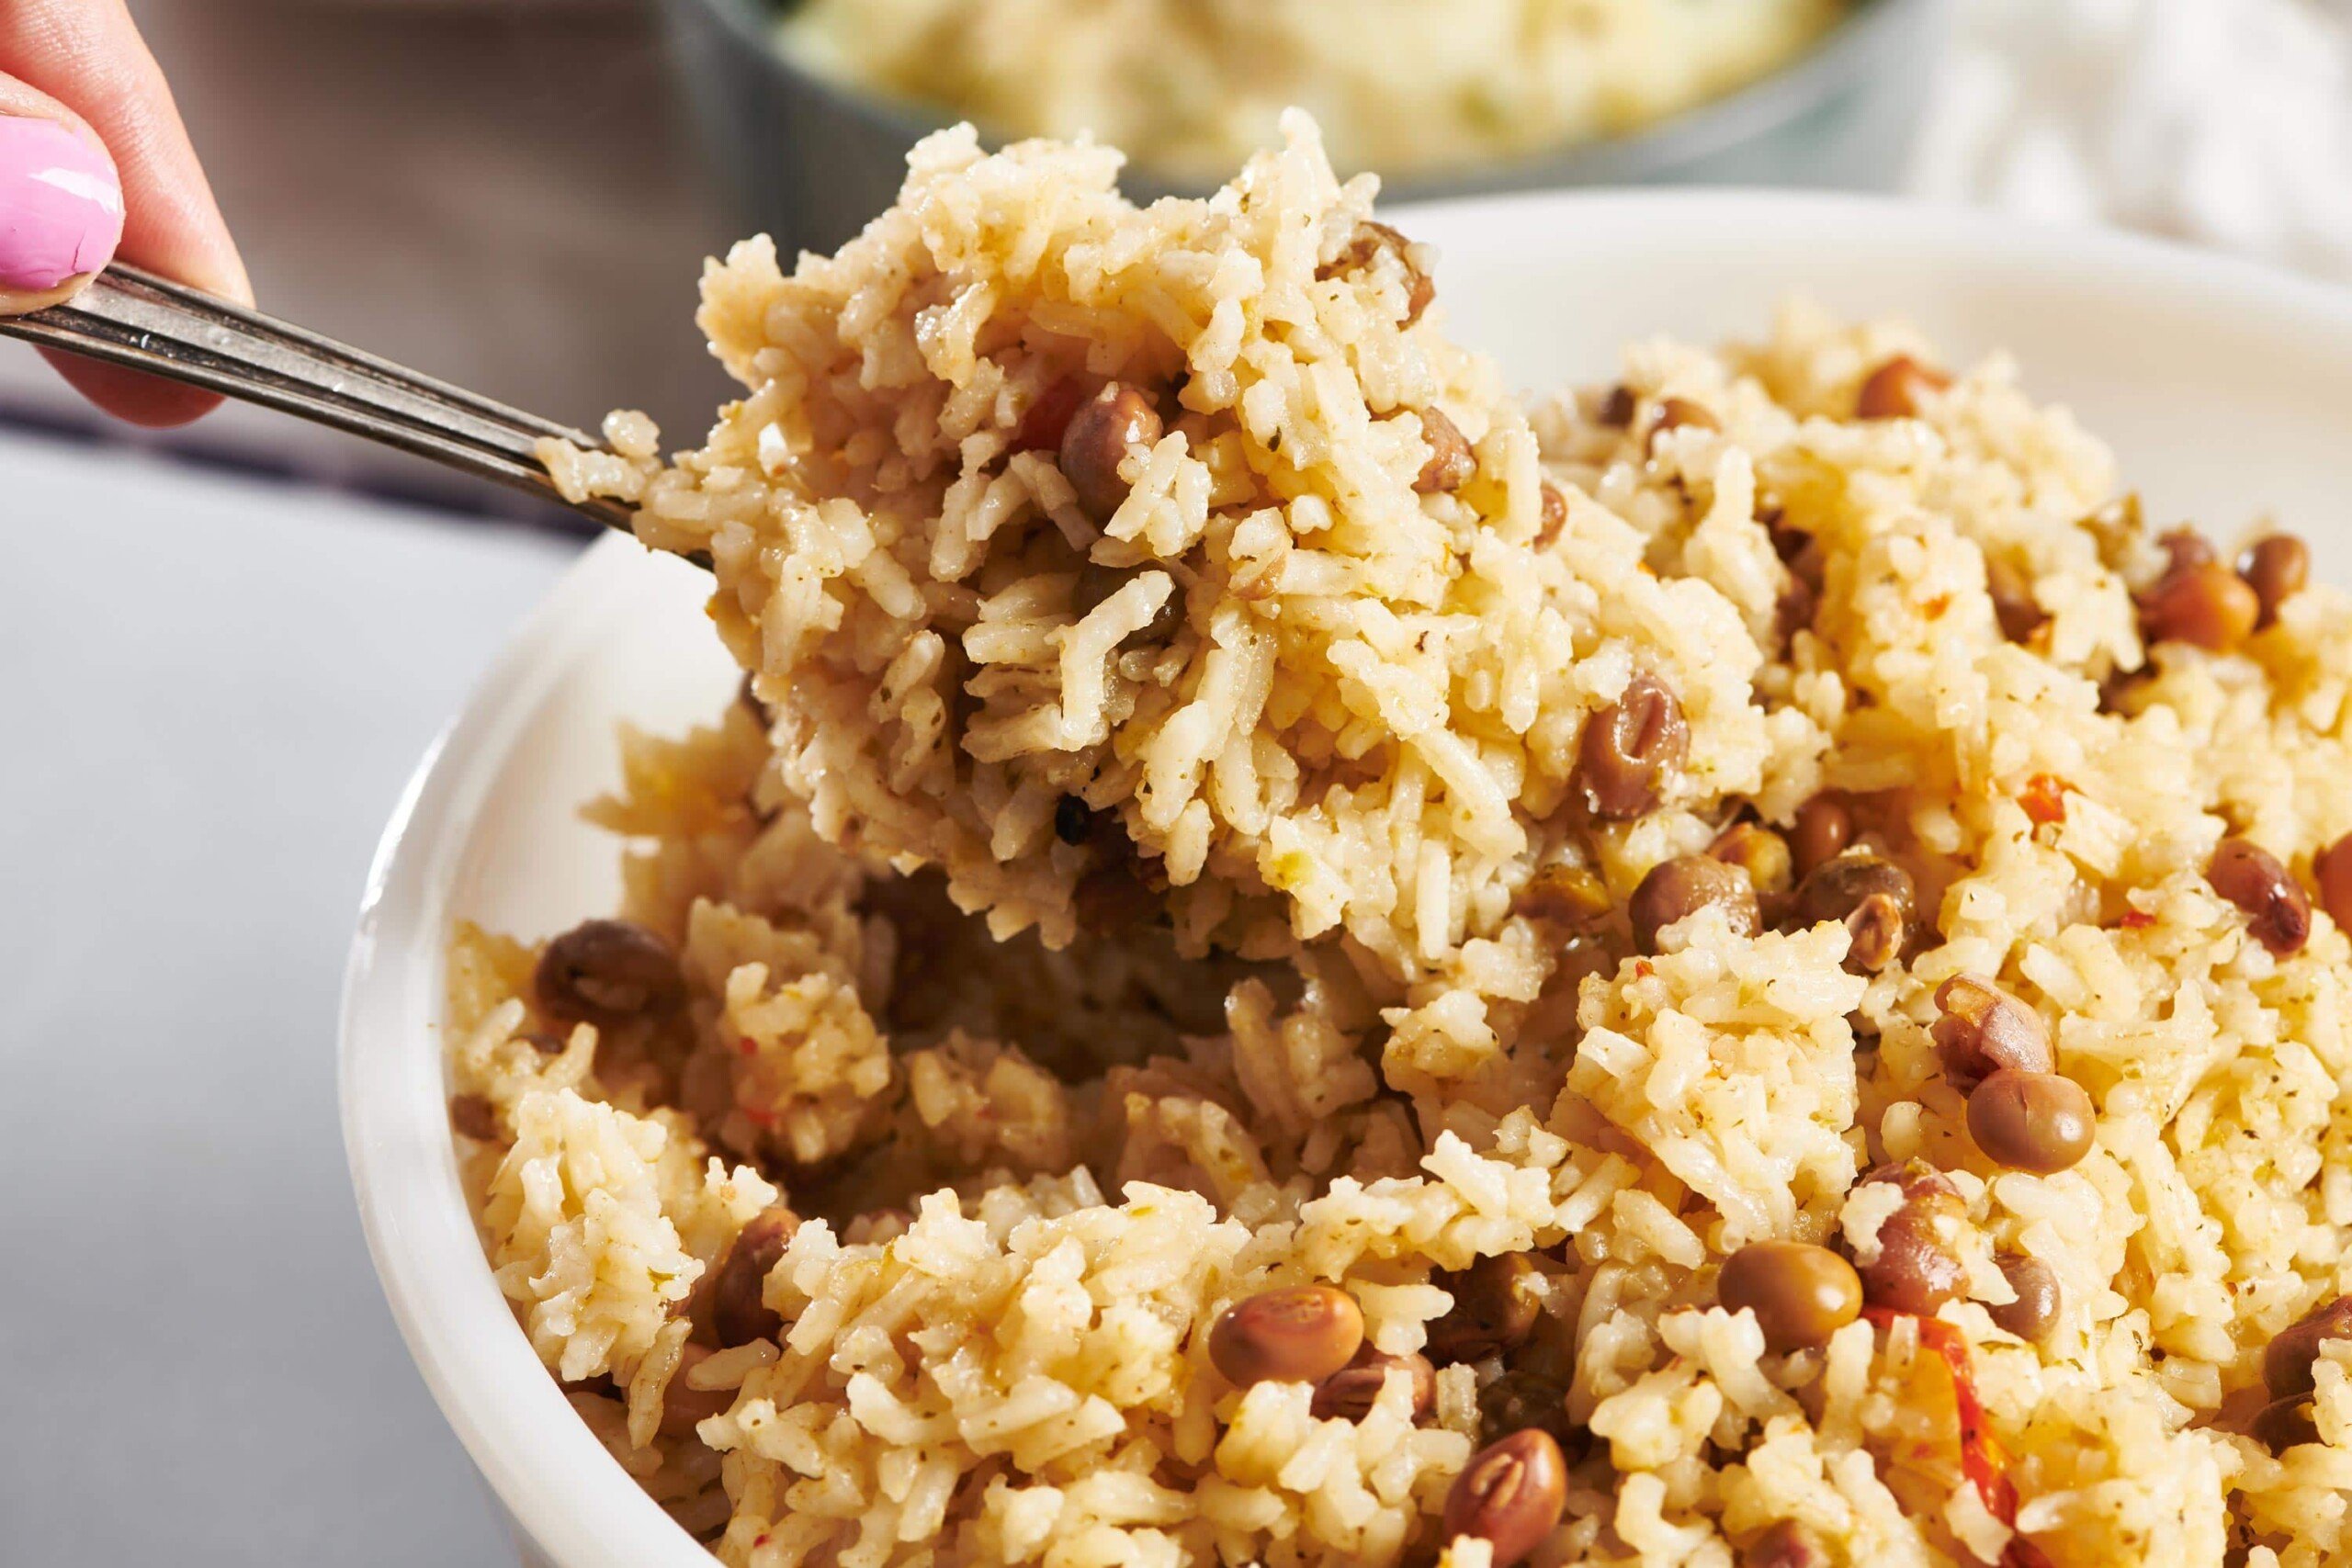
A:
341;190;2352;1568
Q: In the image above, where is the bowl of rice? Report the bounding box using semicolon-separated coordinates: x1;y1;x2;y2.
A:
654;0;1946;260
346;117;2352;1568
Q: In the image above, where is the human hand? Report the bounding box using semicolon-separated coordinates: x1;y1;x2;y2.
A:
3;0;248;425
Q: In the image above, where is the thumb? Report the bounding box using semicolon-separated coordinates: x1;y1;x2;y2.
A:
2;0;251;425
0;79;124;312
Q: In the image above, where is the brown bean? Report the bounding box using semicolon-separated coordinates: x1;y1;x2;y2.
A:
1844;893;1908;973
2208;838;2312;956
1075;560;1184;645
1645;396;1719;455
1931;974;2054;1090
1986;555;2047;644
1013;376;1089;453
2139;560;2259;652
1789;795;1852;878
1321;220;1433;325
658;1343;736;1439
1790;852;1917;973
1413;407;1476;493
1855;1237;1964;1321
2253;1393;2319;1455
1516;862;1611;925
1576;671;1689;819
1792;852;1914;927
2265;1293;2352;1398
1059;382;1164;523
2316;833;2352;933
535;919;684;1030
2157;525;2216;576
1855;355;1951;420
1310;1344;1436;1422
1442;1428;1568;1568
1988;1251;2062;1345
1596;383;1636;428
1861;1158;1958;1201
2240;534;2310;628
1718;1241;1863;1353
1851;1160;1968;1315
1536;481;1567;546
449;1093;499;1143
1742;1518;1831;1568
1710;821;1793;897
1967;1070;2096;1175
1209;1285;1364;1388
710;1205;798;1348
1630;855;1761;953
1427;1254;1542;1364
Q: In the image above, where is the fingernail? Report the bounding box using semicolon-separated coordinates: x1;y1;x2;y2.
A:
0;117;125;292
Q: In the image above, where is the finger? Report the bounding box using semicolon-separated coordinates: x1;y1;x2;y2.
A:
0;84;187;425
0;68;224;428
0;83;119;310
4;1;249;425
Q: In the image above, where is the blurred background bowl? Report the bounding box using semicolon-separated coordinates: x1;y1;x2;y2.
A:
656;0;1951;259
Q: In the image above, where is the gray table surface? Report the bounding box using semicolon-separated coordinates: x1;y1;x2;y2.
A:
0;427;576;1564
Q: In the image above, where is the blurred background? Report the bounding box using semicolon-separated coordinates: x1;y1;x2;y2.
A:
5;0;2351;1562
7;0;2351;521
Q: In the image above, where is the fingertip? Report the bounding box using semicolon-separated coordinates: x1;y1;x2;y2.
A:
0;107;125;297
40;346;225;428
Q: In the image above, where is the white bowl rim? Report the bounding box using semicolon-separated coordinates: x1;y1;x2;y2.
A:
340;186;2352;1568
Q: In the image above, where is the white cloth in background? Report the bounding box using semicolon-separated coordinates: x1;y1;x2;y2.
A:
1909;0;2352;280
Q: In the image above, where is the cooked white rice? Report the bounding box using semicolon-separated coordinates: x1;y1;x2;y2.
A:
457;114;2352;1566
775;0;1849;184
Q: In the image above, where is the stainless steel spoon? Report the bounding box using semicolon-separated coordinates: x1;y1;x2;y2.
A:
0;265;638;536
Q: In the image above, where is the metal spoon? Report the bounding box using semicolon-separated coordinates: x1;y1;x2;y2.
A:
0;265;638;536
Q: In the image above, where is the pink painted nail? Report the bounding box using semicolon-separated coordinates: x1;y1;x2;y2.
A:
0;118;125;292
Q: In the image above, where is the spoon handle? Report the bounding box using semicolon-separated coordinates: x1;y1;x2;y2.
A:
0;265;636;534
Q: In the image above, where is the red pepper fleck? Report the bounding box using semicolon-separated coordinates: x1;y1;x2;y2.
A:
1013;377;1088;453
2019;773;2067;827
2120;908;2155;930
738;1036;759;1057
1863;1308;2053;1568
741;1105;775;1127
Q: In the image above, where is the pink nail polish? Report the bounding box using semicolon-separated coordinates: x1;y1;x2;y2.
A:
0;118;126;293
